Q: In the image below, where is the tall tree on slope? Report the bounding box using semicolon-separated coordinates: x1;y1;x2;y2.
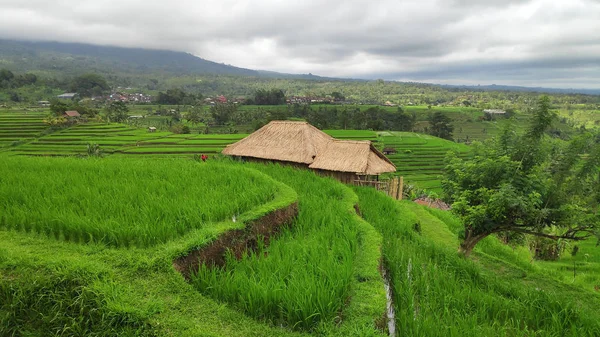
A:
442;96;599;256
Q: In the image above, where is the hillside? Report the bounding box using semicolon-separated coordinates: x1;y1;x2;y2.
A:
2;154;600;336
0;39;332;81
1;39;599;96
0;39;260;77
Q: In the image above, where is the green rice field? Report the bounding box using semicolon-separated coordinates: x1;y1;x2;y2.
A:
379;131;472;192
1;109;465;194
1;151;600;336
0;110;48;148
0;157;282;247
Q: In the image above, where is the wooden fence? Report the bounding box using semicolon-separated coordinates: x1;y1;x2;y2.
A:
353;176;403;200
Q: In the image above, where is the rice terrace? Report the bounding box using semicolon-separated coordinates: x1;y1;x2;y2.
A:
2;27;600;337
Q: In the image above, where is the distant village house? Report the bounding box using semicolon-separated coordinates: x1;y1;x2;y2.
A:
57;93;77;100
64;110;81;118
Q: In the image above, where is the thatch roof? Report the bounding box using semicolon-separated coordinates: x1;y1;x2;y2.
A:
64;110;80;117
309;140;396;174
222;121;333;164
223;121;396;175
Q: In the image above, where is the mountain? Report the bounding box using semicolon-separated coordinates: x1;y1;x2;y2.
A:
0;39;597;95
0;39;270;77
441;83;600;96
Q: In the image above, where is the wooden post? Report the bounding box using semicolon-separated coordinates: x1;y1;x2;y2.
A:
398;176;404;200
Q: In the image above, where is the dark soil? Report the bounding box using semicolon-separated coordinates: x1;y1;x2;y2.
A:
173;202;298;280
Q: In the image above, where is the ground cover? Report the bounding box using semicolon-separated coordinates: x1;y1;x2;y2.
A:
0;110;48;148
380;132;471;193
0;156;385;336
354;187;600;336
0;156;306;337
0;157;280;247
191;162;386;333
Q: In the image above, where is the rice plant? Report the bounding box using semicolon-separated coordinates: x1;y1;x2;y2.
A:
354;186;600;337
0;156;280;247
191;163;361;331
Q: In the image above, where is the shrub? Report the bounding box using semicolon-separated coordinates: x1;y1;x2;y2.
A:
170;124;190;134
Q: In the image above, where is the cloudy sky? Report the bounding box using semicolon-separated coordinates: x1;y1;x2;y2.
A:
1;0;599;88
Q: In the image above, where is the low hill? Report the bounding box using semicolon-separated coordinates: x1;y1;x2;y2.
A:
0;39;331;81
0;39;260;77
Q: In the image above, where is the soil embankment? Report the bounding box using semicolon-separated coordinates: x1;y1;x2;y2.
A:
173;202;298;279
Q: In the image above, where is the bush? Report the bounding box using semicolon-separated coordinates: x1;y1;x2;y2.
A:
170;124;190;134
529;236;567;261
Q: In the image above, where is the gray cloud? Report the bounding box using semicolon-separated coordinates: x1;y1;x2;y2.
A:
0;0;599;88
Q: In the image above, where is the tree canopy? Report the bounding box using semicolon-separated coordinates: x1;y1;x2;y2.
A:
428;112;454;140
70;73;110;97
442;96;599;256
105;101;129;123
252;89;286;105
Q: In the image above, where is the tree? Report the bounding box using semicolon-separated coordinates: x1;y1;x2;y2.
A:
50;100;68;116
185;107;203;127
210;103;237;125
71;73;110;97
428;112;454;140
0;69;14;81
156;88;200;105
254;89;286;105
331;92;345;101
105;101;129;123
442;96;599;256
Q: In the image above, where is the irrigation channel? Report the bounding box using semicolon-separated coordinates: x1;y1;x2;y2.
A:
382;265;397;337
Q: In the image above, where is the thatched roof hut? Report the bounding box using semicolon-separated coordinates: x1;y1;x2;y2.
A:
222;121;396;183
309;140;395;175
222;121;333;164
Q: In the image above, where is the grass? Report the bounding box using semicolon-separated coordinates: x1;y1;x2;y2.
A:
380;132;471;193
354;187;600;336
0;156;386;336
191;162;386;332
0;156;281;247
0;155;309;337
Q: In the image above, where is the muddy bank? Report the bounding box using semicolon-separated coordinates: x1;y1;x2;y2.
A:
173;202;298;279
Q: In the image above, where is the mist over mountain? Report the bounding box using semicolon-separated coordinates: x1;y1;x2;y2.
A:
0;39;597;95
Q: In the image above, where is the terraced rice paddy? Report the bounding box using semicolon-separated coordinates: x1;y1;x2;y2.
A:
2;109;468;193
0;156;282;247
379;132;472;192
0;110;48;148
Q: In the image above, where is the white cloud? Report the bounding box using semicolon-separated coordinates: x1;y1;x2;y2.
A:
0;0;599;87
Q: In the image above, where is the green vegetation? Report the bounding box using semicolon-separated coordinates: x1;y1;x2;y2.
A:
0;157;280;247
192;164;385;332
355;187;600;336
443;96;599;255
380;132;471;192
0;155;386;336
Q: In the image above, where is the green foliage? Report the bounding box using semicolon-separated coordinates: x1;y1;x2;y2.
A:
330;91;345;101
355;187;600;337
105;101;129;122
191;163;381;331
252;88;286;105
209;102;238;125
0;157;280;247
85;143;103;157
70;73;110;97
50;100;69;116
170;123;190;134
442;96;599;255
427;111;454;140
306;106;415;131
185;106;203;126
156;88;201;105
0;266;155;336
